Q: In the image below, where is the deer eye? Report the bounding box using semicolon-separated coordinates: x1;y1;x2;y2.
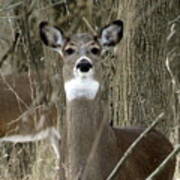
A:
64;48;75;55
91;47;100;55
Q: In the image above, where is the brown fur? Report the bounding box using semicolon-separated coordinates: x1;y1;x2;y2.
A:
65;99;175;180
0;72;57;138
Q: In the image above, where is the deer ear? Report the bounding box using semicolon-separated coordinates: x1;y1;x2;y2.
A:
99;20;123;47
39;21;66;54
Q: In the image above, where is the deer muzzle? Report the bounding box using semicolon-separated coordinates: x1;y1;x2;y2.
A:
76;59;93;73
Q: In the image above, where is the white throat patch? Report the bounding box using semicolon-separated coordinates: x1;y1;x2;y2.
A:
64;77;100;101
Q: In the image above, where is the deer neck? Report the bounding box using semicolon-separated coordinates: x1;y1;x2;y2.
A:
66;96;109;147
66;94;118;179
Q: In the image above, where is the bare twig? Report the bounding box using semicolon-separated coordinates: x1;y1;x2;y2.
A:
0;32;20;68
106;113;165;180
0;16;20;19
37;0;65;11
22;1;48;106
82;17;97;35
0;1;23;12
166;15;180;178
146;144;180;180
0;73;29;109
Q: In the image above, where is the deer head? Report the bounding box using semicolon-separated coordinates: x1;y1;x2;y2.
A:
39;20;123;101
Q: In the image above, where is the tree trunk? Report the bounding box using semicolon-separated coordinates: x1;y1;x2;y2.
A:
111;0;180;132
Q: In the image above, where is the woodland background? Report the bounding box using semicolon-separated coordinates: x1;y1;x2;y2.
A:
0;0;179;179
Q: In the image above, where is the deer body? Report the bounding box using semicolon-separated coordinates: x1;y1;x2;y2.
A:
40;20;176;179
0;73;61;159
66;99;174;180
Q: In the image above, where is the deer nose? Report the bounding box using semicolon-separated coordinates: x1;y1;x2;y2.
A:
76;59;93;73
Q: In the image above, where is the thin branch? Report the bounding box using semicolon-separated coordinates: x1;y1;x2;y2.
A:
82;17;97;35
0;32;20;68
37;0;65;11
106;113;165;180
0;16;20;19
166;15;180;178
22;1;48;106
0;73;29;109
146;144;180;180
0;1;23;12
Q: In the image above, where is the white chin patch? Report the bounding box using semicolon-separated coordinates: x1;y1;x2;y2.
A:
64;75;100;101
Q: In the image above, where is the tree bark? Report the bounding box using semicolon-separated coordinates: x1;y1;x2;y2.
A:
110;0;180;133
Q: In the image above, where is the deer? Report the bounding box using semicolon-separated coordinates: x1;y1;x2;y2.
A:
39;20;176;180
0;72;61;161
